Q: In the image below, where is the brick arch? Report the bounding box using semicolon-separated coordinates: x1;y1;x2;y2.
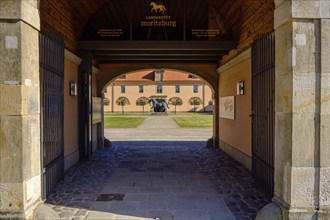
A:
97;63;218;96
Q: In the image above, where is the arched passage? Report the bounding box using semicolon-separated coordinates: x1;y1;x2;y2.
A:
1;0;329;219
96;64;219;148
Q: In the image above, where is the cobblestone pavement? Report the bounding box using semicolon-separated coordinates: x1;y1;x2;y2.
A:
46;141;270;220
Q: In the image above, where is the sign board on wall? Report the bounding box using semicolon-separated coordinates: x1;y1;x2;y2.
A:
82;0;226;41
219;96;235;120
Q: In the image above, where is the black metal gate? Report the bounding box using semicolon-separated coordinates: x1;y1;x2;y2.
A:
251;32;275;198
39;32;65;199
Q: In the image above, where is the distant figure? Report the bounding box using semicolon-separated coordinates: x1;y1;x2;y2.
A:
149;98;169;113
150;2;166;14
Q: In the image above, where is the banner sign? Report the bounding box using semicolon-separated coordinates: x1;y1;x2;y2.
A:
85;0;225;41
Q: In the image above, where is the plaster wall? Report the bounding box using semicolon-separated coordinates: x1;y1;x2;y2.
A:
104;82;213;113
218;51;252;158
63;55;79;170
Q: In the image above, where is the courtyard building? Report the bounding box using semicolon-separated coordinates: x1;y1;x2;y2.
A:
104;69;213;113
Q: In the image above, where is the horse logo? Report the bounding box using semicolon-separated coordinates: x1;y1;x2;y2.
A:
150;2;166;14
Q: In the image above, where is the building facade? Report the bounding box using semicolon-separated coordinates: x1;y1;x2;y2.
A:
104;70;213;113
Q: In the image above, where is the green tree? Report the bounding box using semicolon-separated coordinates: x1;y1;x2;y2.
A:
189;97;202;113
116;97;130;114
168;97;183;114
104;97;110;106
136;97;149;114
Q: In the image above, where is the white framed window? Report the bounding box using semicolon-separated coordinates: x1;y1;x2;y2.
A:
139;85;144;93
156;84;163;93
175;85;180;93
193;84;198;93
121;85;125;93
154;69;164;81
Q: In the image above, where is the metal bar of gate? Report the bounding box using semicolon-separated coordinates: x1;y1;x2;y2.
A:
39;32;65;199
252;32;275;199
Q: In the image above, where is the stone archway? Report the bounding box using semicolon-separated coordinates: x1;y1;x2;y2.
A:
1;0;329;219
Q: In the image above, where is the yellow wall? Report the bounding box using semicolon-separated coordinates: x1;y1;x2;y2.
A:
104;82;213;113
219;56;252;157
64;59;79;159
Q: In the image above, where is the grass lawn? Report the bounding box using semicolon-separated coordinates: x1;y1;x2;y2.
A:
104;117;146;128
172;113;213;128
104;112;149;117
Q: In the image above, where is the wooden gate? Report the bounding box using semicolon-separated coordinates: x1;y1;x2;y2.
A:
251;32;275;198
39;33;65;198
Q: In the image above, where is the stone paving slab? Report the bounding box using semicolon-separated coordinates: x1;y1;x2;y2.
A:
45;141;269;220
88;143;234;220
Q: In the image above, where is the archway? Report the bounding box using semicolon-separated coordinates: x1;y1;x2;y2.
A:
1;0;329;219
97;66;217;145
102;68;214;140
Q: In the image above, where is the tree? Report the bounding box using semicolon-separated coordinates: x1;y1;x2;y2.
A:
189;97;202;113
168;97;183;114
136;97;149;114
104;97;110;106
116;97;130;114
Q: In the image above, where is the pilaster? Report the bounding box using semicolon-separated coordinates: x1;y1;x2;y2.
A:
269;0;330;218
0;0;41;219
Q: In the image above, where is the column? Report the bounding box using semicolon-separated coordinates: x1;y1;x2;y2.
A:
259;0;330;218
213;87;220;148
0;0;41;219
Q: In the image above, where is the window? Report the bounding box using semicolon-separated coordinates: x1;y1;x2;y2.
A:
156;84;163;93
175;85;180;93
121;85;125;93
154;69;164;81
193;85;198;93
139;85;144;93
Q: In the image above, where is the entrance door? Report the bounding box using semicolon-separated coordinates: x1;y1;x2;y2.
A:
40;33;65;198
251;32;275;198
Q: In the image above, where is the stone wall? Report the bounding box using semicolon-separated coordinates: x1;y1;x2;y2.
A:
0;0;42;219
271;0;330;218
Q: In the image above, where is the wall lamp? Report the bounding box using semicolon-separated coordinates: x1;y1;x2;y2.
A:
237;81;244;95
70;81;77;96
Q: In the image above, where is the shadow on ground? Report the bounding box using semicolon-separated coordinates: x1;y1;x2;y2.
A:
46;141;270;220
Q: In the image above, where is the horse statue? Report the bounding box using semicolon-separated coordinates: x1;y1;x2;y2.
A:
149;98;169;113
150;2;166;14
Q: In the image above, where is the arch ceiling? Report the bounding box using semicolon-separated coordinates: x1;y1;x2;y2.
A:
40;0;274;62
76;0;237;63
80;0;231;41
